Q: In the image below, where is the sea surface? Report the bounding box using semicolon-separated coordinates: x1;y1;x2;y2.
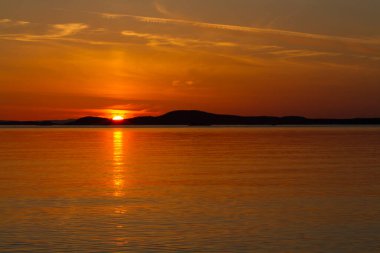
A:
0;126;380;252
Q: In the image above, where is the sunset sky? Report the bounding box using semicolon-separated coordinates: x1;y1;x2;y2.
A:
1;0;380;120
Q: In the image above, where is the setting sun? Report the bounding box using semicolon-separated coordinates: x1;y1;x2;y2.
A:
112;115;124;121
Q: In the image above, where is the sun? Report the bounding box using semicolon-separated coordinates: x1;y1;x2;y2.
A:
112;115;124;121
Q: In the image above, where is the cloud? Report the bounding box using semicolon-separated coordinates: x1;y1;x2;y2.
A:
121;30;237;48
269;49;339;58
101;12;380;46
0;23;89;42
153;0;184;19
0;19;11;23
98;11;380;64
0;18;30;26
154;1;173;16
119;29;342;63
101;13;126;19
16;21;30;25
1;12;377;66
172;80;195;87
52;23;88;37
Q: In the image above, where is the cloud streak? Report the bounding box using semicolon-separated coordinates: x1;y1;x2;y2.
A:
52;23;88;37
0;19;11;23
0;23;88;42
154;1;173;17
101;12;380;46
0;18;30;25
1;12;377;66
121;30;237;48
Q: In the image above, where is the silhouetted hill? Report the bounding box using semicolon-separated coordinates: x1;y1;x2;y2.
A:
68;116;113;125
125;110;380;125
0;120;56;126
126;110;281;125
0;119;75;125
1;110;380;126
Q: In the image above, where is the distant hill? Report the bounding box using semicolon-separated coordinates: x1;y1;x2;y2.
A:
1;110;380;126
125;110;380;125
126;110;305;125
67;116;112;125
0;120;56;126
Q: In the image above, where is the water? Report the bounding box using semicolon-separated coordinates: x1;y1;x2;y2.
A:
0;126;379;252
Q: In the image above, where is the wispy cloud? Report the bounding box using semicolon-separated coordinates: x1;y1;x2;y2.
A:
0;19;11;23
0;18;30;25
100;12;380;46
1;12;377;66
121;30;237;48
52;23;88;37
153;0;184;19
0;23;88;42
154;1;173;17
101;13;126;19
120;28;350;63
269;49;339;58
172;80;195;87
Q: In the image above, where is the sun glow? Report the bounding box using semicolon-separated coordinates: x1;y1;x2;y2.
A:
112;115;124;121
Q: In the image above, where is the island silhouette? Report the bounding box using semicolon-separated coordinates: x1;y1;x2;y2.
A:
1;110;380;126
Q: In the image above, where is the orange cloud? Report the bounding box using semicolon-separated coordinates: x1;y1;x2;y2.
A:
0;23;88;42
101;12;380;46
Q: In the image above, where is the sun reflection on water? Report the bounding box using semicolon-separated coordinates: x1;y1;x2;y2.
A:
113;130;125;197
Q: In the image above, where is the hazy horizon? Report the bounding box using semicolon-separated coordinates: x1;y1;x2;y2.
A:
3;109;380;122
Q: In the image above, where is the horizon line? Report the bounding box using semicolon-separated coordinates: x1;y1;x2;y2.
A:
1;110;380;122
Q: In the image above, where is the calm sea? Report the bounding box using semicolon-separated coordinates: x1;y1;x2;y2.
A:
0;126;380;252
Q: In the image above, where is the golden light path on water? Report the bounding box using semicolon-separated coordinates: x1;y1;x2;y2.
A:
113;130;125;198
111;129;129;247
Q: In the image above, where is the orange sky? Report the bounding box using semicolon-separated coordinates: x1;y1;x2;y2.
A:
1;0;380;120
